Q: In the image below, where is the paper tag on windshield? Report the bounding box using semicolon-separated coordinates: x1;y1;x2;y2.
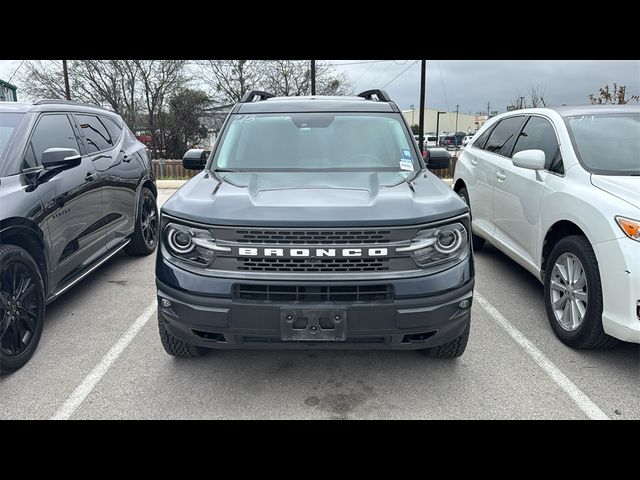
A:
399;160;414;171
401;148;412;159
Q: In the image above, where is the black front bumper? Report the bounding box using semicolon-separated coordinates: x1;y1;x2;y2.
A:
156;256;474;350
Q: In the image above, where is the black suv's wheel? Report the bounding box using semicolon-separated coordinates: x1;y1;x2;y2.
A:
0;245;46;374
419;323;470;359
543;235;618;349
125;187;159;256
457;186;485;251
158;313;206;358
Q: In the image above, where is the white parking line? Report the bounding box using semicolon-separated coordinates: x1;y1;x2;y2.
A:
474;292;609;420
51;302;157;420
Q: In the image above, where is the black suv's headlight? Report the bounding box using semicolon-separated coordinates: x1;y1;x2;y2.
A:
163;222;229;267
398;222;469;270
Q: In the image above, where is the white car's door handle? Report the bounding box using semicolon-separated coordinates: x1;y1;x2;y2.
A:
496;171;506;181
470;158;478;166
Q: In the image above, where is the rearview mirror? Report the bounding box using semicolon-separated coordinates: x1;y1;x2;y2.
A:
425;147;451;170
182;149;209;170
512;149;545;170
41;148;81;171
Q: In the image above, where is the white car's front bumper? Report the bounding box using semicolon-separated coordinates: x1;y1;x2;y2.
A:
594;237;640;343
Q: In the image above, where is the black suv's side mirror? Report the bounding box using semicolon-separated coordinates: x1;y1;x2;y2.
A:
182;149;209;171
41;148;82;171
425;147;452;170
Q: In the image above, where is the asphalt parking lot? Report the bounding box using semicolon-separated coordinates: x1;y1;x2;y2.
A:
1;189;638;420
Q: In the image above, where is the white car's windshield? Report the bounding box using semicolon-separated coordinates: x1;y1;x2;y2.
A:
565;113;640;175
0;113;24;164
213;112;419;172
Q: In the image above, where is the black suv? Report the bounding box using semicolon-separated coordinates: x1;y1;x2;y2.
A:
157;90;474;359
0;100;158;373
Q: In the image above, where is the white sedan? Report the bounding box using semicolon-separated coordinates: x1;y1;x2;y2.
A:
453;105;639;348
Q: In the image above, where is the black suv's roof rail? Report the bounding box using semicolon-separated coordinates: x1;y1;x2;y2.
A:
357;89;392;102
239;90;275;103
33;99;114;113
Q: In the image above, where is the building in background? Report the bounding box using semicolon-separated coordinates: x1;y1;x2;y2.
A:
402;108;477;135
0;80;18;101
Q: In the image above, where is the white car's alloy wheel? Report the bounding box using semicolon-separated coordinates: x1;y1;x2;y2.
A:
550;252;588;331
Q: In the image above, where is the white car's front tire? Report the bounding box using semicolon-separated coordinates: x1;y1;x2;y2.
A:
543;235;619;349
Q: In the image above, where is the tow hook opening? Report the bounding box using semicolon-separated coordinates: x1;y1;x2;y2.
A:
402;331;437;343
192;329;226;342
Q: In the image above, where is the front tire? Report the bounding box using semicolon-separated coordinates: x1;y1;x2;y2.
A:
158;313;206;358
0;245;46;374
543;235;618;349
457;186;485;251
125;187;159;256
420;322;470;359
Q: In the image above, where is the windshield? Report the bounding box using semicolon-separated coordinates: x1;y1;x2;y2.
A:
213;112;419;172
564;113;640;175
0;113;24;165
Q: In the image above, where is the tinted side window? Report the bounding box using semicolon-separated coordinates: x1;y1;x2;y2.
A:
484;116;526;156
512;116;564;174
472;123;495;149
76;114;115;153
23;115;80;170
102;116;123;143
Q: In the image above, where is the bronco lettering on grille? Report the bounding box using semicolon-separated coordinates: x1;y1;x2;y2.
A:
237;247;390;257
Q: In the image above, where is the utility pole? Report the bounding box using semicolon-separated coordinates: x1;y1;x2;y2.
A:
454;104;459;151
487;101;491;118
436;111;446;146
62;60;71;100
311;60;316;95
418;60;426;155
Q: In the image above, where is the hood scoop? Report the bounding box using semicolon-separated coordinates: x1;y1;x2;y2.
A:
245;172;383;197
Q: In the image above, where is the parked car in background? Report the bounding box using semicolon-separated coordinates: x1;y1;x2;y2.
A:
0;100;158;373
453;105;640;348
462;134;475;146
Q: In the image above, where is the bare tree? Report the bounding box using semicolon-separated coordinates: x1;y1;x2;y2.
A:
589;83;639;104
18;60;69;100
134;60;188;156
197;60;262;104
527;82;547;107
260;61;351;97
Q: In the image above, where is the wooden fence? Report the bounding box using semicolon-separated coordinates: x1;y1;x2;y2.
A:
152;157;457;180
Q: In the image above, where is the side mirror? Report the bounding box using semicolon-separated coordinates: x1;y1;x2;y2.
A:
41;148;81;170
182;149;209;171
512;149;545;170
425;147;452;170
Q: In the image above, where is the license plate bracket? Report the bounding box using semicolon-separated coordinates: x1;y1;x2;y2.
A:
281;308;347;341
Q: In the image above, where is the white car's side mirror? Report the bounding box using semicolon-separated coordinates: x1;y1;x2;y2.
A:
512;149;546;170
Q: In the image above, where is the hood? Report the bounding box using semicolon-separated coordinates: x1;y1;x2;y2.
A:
162;170;468;227
591;174;640;210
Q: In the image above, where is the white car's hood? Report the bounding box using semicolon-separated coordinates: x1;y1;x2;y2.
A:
591;174;640;210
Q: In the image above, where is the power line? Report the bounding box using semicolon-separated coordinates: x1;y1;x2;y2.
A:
381;60;419;88
436;60;450;112
7;60;25;83
331;60;390;66
364;61;397;90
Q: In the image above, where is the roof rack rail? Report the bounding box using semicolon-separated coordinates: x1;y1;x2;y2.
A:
357;89;392;102
239;90;275;103
33;99;113;112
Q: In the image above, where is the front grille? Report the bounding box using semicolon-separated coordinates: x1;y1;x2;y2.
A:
237;257;390;272
233;284;394;303
234;229;392;245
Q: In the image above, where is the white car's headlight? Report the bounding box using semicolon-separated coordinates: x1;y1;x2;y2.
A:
398;222;469;269
615;216;640;242
164;223;230;266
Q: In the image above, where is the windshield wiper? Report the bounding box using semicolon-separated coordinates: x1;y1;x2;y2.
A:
213;168;246;173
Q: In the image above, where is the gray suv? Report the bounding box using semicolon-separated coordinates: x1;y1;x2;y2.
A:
155;89;474;359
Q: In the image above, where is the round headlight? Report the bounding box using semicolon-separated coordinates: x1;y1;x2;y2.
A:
167;227;194;254
435;228;463;254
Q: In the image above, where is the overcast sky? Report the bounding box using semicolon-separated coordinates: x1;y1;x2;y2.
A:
1;60;638;114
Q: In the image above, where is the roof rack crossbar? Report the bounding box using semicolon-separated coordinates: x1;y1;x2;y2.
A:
357;89;392;102
239;90;275;103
